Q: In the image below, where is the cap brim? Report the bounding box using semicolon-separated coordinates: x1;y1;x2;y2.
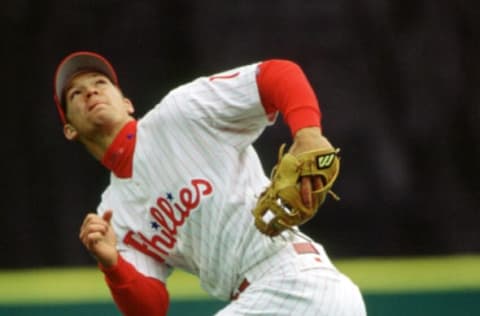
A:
53;51;118;124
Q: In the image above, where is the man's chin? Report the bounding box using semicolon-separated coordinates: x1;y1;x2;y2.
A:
91;116;115;130
92;116;128;133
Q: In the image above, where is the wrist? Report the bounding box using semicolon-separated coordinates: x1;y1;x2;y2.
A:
294;126;322;138
100;254;137;286
97;250;119;269
290;127;333;156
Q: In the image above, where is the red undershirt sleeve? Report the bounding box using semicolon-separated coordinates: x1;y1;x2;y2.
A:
256;59;322;136
99;254;169;316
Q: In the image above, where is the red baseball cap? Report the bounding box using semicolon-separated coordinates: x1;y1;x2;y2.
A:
53;51;119;124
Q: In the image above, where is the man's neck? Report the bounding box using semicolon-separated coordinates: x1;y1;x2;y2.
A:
82;118;135;161
100;120;137;178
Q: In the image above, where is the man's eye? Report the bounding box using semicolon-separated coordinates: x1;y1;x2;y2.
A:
69;90;80;100
96;78;107;85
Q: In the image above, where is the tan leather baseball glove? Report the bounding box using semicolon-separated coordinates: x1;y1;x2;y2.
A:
253;143;340;237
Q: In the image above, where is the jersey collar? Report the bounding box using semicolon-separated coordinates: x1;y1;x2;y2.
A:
101;120;137;178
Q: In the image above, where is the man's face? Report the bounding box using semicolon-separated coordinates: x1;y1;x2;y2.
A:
62;71;134;141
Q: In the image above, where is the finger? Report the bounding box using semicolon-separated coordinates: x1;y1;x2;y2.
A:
82;212;112;229
80;216;107;235
83;232;105;250
80;213;101;229
80;223;109;236
300;177;313;209
79;223;108;242
312;176;324;192
103;210;113;224
81;226;111;246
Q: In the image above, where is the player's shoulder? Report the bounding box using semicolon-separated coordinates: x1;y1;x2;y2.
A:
168;61;262;101
169;61;261;92
138;61;263;125
205;61;261;78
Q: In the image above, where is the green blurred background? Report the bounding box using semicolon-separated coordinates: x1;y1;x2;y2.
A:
1;256;479;315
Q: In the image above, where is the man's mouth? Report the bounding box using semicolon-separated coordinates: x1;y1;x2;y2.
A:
88;102;104;112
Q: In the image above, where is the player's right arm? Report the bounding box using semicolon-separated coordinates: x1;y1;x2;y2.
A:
79;211;169;316
256;59;336;209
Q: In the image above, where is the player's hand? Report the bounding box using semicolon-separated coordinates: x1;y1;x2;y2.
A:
288;127;334;209
79;210;118;268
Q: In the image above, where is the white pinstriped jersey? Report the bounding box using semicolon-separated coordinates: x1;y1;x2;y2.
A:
97;63;302;300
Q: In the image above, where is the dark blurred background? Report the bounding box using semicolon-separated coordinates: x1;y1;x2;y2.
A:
1;0;479;268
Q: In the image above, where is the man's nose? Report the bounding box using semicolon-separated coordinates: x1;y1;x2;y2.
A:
86;86;99;97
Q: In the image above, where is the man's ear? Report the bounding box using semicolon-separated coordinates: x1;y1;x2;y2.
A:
63;123;78;141
124;97;135;115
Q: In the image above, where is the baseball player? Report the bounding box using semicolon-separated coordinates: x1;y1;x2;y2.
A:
53;51;366;315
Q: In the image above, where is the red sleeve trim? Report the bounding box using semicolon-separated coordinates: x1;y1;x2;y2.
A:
257;59;322;135
100;253;136;285
100;255;169;316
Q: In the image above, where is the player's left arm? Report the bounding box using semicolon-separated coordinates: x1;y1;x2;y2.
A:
100;254;169;316
80;211;169;315
256;59;335;208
